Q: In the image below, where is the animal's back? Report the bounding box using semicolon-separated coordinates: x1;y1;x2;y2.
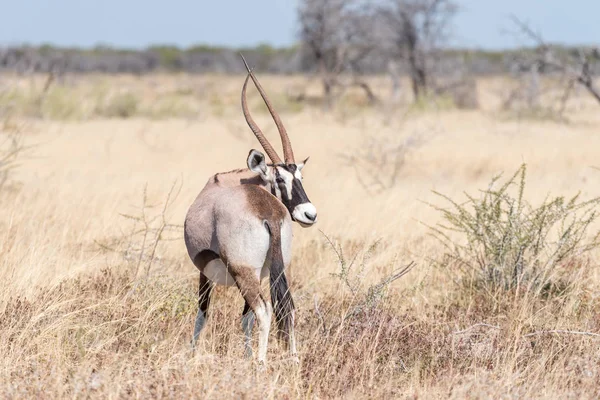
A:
184;176;290;276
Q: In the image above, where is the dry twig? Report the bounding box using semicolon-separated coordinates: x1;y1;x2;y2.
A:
452;323;501;335
522;330;600;339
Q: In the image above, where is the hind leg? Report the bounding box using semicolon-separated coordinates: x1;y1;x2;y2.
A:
286;310;298;363
229;266;271;365
241;301;255;359
270;265;298;362
192;273;213;348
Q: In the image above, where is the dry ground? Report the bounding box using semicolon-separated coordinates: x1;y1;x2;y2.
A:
0;74;599;398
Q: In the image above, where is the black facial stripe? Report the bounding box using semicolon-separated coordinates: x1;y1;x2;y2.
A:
289;177;310;208
273;167;311;218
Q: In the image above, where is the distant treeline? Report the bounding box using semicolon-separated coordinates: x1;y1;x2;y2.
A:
0;43;595;76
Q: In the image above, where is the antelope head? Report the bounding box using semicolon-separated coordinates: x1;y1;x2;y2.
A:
240;55;317;227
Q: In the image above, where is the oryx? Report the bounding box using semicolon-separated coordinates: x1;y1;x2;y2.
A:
184;56;317;365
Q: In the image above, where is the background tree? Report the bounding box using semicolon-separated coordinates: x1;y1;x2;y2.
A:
376;0;458;101
511;16;600;107
297;0;379;108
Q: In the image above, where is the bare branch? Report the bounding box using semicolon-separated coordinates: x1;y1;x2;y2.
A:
313;294;327;333
510;15;600;109
452;323;501;335
298;0;379;108
522;330;600;339
376;0;458;101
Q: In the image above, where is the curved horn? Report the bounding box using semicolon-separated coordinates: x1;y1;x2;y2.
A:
240;54;295;164
241;73;283;164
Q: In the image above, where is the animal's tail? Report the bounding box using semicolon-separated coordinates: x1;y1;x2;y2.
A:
266;220;295;343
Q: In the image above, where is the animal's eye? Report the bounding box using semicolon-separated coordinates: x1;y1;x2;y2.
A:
276;177;285;184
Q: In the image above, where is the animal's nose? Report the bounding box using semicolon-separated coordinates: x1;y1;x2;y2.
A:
304;211;317;222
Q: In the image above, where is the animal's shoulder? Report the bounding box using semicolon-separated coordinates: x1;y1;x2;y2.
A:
240;185;288;221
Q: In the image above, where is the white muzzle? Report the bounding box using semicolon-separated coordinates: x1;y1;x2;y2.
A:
292;203;317;227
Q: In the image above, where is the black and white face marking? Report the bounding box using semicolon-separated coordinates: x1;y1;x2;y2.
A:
247;149;317;227
271;163;317;227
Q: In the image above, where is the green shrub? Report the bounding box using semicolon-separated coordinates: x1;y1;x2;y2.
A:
429;164;600;297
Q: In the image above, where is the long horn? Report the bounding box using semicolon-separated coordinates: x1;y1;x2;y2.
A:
240;54;295;164
241;73;283;164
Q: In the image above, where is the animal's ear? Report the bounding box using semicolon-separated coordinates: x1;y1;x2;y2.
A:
297;156;310;171
247;149;268;176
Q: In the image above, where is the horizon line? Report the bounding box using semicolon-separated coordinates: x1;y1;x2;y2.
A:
1;40;597;53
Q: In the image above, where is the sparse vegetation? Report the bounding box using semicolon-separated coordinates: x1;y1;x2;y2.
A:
429;164;600;302
342;124;435;193
438;78;480;110
0;73;599;398
96;92;139;119
0;110;28;189
96;182;183;278
0;135;21;189
323;233;415;314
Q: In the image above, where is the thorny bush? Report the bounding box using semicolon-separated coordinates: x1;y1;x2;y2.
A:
429;164;600;298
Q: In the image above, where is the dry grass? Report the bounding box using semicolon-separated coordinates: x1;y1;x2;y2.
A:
1;73;600;398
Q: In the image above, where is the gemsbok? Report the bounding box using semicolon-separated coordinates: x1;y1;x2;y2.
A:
184;55;317;365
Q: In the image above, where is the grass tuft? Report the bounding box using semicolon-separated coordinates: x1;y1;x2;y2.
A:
96;92;140;118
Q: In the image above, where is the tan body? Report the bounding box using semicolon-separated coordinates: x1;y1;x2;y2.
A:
184;170;293;287
184;169;297;364
184;56;316;366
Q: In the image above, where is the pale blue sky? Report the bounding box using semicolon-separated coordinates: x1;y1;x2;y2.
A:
0;0;597;50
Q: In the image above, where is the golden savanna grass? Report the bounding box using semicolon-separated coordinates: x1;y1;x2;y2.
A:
1;74;600;398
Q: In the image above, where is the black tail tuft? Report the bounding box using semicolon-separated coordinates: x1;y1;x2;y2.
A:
266;220;295;343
